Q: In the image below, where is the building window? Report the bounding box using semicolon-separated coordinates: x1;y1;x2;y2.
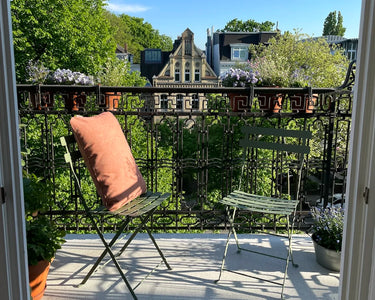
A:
185;69;190;82
185;40;192;55
185;62;190;82
145;49;161;63
231;45;248;61
195;69;200;82
192;94;199;110
175;62;180;81
161;94;168;110
176;94;183;110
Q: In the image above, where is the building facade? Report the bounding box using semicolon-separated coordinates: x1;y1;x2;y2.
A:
205;29;277;76
141;28;219;111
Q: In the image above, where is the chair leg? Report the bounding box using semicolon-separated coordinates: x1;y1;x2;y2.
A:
215;226;232;283
144;224;172;270
78;215;132;286
78;212;138;299
216;207;237;283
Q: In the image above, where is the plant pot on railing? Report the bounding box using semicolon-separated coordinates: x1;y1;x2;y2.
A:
290;93;318;113
64;92;87;112
257;92;283;113
30;91;54;110
228;93;251;112
99;92;120;111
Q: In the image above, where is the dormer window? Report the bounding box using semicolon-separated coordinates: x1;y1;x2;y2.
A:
230;44;249;61
145;49;161;63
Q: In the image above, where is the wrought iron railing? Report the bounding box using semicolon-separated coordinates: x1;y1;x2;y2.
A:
17;62;355;232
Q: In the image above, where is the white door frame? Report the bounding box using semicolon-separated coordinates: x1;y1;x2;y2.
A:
339;0;375;299
0;1;30;299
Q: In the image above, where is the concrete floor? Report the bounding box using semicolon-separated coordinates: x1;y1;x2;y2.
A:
43;233;340;300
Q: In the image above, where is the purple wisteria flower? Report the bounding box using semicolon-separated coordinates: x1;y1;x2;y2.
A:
48;69;94;85
220;68;259;87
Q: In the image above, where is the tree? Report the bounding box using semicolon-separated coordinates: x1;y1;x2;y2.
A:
105;12;173;63
220;18;275;32
323;11;346;36
11;0;116;82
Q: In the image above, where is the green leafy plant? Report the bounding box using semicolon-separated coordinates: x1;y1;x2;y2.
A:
97;57;146;86
248;31;349;88
23;172;65;265
310;206;344;251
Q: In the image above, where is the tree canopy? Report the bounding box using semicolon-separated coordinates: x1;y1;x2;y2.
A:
323;11;346;36
105;12;173;63
11;0;116;82
220;18;275;32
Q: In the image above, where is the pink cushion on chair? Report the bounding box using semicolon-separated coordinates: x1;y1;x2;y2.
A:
70;112;147;211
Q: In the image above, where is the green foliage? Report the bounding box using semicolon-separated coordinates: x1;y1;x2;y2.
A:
26;216;66;265
11;0;116;82
23;172;52;215
220;18;275;32
323;11;346;37
248;31;349;87
23;172;66;265
105;12;173;63
97;57;147;86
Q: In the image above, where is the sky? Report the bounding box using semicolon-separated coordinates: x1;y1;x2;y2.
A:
105;0;362;50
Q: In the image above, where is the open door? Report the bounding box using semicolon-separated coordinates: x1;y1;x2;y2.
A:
340;0;375;299
0;1;30;299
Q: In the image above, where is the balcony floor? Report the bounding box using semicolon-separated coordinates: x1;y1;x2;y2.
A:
43;233;339;299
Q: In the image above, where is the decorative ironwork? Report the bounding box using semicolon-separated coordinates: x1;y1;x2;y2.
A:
17;63;355;232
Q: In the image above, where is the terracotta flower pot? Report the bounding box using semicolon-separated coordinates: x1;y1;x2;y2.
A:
257;92;283;113
290;93;318;113
100;92;120;111
228;93;251;112
64;92;87;112
30;92;54;110
28;260;51;300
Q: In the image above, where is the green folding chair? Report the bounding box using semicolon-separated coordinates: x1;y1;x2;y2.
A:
61;131;172;300
216;125;311;299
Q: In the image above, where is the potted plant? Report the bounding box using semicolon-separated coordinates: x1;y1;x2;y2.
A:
23;172;66;299
48;68;94;111
248;56;290;113
219;68;258;111
248;31;349;113
309;205;344;272
289;68;318;113
97;57;147;110
26;60;53;110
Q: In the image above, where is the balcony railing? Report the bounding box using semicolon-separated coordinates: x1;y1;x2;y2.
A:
17;62;355;232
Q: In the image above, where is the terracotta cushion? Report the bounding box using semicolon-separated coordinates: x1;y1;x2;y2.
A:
70;112;146;211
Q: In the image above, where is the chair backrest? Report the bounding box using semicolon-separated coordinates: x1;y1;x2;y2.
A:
238;126;312;199
239;126;311;154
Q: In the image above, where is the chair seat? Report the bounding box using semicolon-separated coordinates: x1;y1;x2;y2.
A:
94;191;171;217
221;190;299;215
